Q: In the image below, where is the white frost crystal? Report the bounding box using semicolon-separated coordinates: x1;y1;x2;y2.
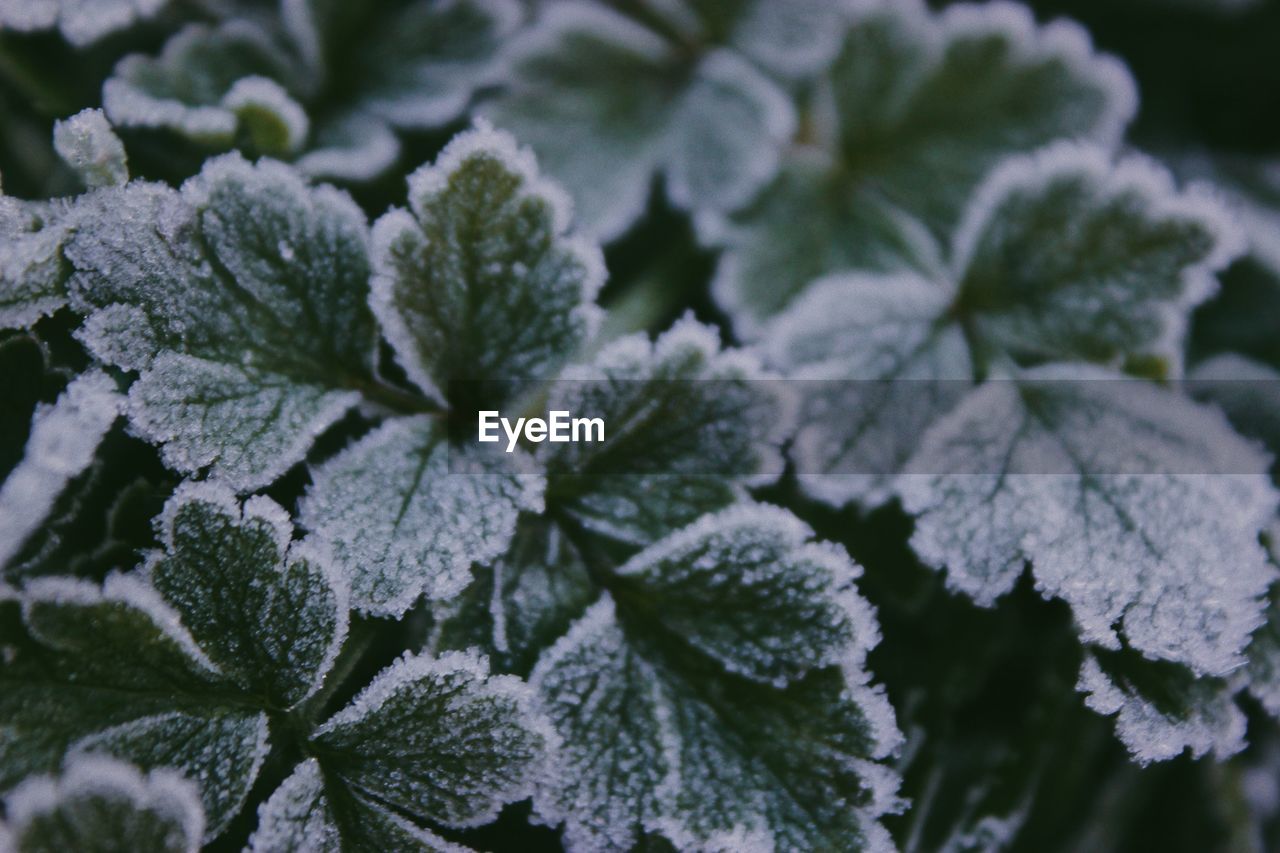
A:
707;0;1139;329
53;110;129;189
1;756;203;853
0;370;121;572
530;506;901;851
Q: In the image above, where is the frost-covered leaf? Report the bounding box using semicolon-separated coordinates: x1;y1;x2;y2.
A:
69;711;270;838
1189;354;1280;457
763;272;971;506
0;197;76;330
147;482;348;708
53;110;128;190
765;145;1241;507
300;417;543;617
953;145;1240;371
0;574;269;838
312;649;552;830
1;370;121;574
482;1;796;240
63;154;377;490
0;484;355;838
707;0;1137;328
1078;650;1245;763
1;756;202;853
430;514;596;676
370;124;603;405
103;22;309;154
896;365;1278;758
531;505;900;852
358;0;523;128
544;317;791;545
432;318;792;671
247;758;466;853
102;0;521;179
0;0;170;46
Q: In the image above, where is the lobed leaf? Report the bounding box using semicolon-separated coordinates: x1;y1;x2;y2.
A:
63;154;377;491
766;145;1242;507
370;123;604;406
707;0;1138;329
147;482;348;708
482;0;795;240
1;756;203;853
0;0;169;46
312;649;554;830
531;505;900;852
896;366;1278;758
300;417;544;617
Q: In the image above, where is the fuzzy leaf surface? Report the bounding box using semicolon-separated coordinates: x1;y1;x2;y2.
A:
300;417;543;617
63;155;376;490
531;505;900;852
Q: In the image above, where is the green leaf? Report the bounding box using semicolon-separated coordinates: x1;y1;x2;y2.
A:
102;1;520;179
0;574;269;838
431;318;792;671
0;196;75;330
954;145;1240;370
707;0;1137;328
1;757;203;853
762;272;971;506
358;0;523;128
312;649;553;830
0;484;355;839
430;514;597;676
64;154;377;491
300;417;543;617
1;370;122;575
544;317;791;545
764;145;1241;507
148;482;348;708
530;505;900;851
69;711;271;836
370;123;604;405
896;365;1278;758
247;758;468;853
103;22;309;154
481;1;795;240
1078;649;1244;764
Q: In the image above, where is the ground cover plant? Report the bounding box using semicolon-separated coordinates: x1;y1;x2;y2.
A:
3;0;1280;850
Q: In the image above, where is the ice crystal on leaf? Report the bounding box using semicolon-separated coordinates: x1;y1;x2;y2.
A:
0;370;121;574
769;144;1240;507
764;142;1277;761
62;154;377;491
482;0;814;240
528;506;900;852
1;484;551;848
0;756;204;853
705;0;1138;331
302;124;598;616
